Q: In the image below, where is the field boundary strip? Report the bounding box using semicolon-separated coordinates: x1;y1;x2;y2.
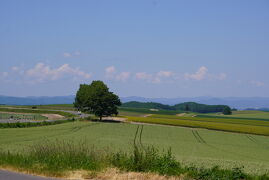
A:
126;116;269;136
149;115;269;128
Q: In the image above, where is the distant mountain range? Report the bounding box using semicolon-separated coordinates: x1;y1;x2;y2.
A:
0;95;269;110
0;95;75;106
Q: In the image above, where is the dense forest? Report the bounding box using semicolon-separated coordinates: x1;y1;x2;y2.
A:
121;101;231;113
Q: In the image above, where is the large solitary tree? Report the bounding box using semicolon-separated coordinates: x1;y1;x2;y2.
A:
222;106;232;115
74;80;121;120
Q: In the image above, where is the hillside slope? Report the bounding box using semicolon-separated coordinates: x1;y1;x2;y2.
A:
121;101;230;113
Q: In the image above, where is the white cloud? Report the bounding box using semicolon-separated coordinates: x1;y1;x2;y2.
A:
184;66;227;81
0;72;8;79
26;63;91;83
105;66;130;82
116;72;130;81
105;66;116;79
11;66;19;71
251;80;265;87
217;73;227;80
63;53;72;58
2;72;8;77
185;66;208;80
105;66;116;74
157;71;173;78
135;72;152;80
74;51;81;56
63;51;81;58
135;72;167;84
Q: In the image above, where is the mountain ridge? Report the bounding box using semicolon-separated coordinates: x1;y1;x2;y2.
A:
0;95;269;109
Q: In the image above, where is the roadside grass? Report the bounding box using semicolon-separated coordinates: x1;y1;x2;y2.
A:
126;116;269;136
0;119;75;128
0;107;75;118
0;135;267;179
0;113;48;121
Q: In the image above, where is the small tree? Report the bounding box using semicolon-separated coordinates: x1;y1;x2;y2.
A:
222;106;232;115
74;80;121;120
185;104;190;112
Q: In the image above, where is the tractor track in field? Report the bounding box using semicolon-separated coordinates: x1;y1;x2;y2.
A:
246;135;258;143
246;135;269;150
192;129;206;143
190;130;262;160
70;122;100;133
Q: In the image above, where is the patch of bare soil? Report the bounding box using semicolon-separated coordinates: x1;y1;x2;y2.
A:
149;109;159;112
67;168;184;180
102;117;127;122
176;113;186;117
42;114;64;120
141;114;152;117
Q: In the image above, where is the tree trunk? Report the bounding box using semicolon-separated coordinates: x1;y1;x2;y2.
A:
99;116;102;121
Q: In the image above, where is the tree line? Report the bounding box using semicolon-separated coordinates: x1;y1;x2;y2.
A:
121;101;232;114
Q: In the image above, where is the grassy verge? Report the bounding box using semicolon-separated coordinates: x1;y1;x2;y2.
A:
0;108;75;118
0;113;48;120
0;119;75;128
126;116;269;136
0;138;268;180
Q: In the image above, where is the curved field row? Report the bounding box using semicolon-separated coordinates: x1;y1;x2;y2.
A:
207;110;269;119
149;114;269;127
126;116;269;136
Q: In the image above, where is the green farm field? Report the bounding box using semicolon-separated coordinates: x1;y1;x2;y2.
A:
0;121;268;175
203;110;269;119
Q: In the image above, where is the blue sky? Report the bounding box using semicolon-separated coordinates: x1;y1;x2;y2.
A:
0;0;268;97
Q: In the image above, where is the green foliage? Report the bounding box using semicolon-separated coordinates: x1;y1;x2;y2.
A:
74;81;121;120
119;107;181;115
185;104;190;111
223;106;232;115
121;101;174;110
186;166;248;180
173;102;230;113
121;101;232;113
0;119;75;128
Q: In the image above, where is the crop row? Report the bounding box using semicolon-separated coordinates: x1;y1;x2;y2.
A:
126;116;269;136
150;114;269;127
